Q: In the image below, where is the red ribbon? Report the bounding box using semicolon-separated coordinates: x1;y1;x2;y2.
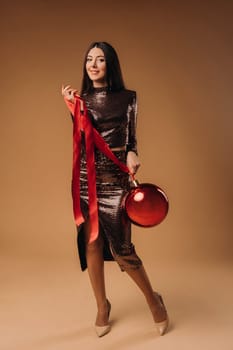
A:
64;95;132;243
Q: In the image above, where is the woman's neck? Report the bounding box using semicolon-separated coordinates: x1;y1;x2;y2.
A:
93;81;107;88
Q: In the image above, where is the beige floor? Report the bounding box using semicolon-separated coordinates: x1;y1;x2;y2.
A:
1;255;233;350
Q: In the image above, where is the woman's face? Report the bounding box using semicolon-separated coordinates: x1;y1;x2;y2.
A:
86;47;107;87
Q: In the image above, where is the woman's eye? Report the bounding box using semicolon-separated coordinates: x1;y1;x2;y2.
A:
86;57;105;63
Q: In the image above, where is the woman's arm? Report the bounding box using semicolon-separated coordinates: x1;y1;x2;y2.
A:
126;92;140;175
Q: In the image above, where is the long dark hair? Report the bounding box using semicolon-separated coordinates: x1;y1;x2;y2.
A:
81;42;125;95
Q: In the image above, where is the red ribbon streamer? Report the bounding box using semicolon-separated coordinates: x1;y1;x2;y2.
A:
64;95;132;243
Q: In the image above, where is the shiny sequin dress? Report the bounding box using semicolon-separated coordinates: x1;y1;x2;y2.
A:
77;87;142;271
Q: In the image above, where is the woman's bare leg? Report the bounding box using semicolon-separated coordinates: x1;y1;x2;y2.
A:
84;220;109;326
124;264;167;322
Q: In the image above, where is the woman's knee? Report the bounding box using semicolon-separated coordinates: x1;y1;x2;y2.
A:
83;218;103;253
85;236;104;254
86;238;103;252
111;242;142;271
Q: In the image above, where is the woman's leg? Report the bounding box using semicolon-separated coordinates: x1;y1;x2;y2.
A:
124;264;167;322
112;243;167;323
113;246;167;322
84;220;109;326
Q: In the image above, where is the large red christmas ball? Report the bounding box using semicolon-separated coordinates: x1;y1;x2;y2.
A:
124;183;169;227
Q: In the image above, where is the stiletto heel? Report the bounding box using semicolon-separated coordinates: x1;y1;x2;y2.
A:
95;299;111;337
154;318;169;336
153;292;169;336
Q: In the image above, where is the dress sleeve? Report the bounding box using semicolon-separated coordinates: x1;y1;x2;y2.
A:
126;91;138;155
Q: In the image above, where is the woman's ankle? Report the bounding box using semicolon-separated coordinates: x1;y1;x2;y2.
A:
148;293;167;323
95;300;111;326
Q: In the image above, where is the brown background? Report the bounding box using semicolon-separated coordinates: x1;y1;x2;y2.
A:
1;1;233;349
1;0;232;264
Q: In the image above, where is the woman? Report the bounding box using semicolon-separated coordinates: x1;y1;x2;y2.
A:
62;41;169;337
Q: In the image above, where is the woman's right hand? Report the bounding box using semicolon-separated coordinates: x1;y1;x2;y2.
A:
61;84;78;102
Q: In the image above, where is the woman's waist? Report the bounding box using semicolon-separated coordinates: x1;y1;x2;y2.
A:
80;144;126;157
80;148;127;174
110;146;126;152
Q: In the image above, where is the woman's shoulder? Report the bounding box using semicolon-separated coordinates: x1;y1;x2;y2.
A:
118;88;136;100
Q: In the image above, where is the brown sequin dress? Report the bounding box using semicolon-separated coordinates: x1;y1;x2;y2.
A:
76;87;142;271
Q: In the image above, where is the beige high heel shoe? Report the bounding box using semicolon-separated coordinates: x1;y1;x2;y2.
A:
95;299;111;337
153;292;169;336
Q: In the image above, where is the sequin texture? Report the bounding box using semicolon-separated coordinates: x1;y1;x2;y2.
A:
76;87;142;271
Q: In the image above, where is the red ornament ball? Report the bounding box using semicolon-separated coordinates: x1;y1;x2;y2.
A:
124;183;169;227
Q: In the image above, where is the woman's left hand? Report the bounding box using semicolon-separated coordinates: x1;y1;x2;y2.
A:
127;151;141;175
61;84;78;102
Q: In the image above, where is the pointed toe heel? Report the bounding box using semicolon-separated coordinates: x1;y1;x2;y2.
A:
95;299;111;337
95;324;111;337
154;317;169;336
153;292;169;336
